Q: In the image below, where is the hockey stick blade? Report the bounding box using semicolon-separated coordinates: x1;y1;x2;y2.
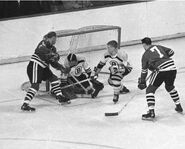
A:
105;112;119;116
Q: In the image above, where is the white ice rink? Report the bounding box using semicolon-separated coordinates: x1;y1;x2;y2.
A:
0;38;185;149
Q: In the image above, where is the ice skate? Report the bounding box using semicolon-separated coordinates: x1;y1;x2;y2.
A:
175;104;183;113
142;109;155;121
56;94;71;104
21;103;35;112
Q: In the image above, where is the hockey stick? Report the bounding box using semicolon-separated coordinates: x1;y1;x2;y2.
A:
61;78;90;90
69;73;89;94
105;72;154;116
104;91;139;116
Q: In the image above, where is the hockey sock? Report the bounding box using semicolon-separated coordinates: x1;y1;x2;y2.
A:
51;80;62;96
146;93;155;110
113;85;121;95
169;89;180;105
24;87;37;104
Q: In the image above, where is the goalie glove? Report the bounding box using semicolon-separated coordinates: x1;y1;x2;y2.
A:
138;77;147;90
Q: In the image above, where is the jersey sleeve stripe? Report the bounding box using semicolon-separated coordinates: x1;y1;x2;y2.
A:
115;56;123;62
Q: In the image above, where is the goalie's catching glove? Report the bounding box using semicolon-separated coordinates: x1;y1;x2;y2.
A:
138;77;147;90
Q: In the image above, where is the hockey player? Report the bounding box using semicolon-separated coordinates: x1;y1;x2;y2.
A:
60;53;104;99
92;40;132;103
21;31;70;112
138;37;183;120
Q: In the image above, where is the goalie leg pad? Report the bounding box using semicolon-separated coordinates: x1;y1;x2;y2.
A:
91;79;104;90
91;79;104;98
60;82;77;99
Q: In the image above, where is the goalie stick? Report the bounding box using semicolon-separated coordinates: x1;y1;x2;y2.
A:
69;73;89;94
21;78;91;93
105;72;154;116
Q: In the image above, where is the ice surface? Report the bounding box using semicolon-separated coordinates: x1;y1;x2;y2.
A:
0;38;185;149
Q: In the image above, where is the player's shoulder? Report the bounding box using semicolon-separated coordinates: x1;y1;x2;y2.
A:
116;51;128;61
152;45;163;49
37;40;46;48
104;51;112;59
117;51;126;57
76;55;86;64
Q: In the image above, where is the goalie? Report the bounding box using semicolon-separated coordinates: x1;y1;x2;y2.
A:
60;53;104;99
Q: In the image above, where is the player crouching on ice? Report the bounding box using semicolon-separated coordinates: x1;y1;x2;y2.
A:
138;37;183;121
21;31;71;112
92;40;132;104
59;53;104;99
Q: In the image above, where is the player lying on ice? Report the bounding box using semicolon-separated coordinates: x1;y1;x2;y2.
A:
21;31;71;112
138;37;183;121
58;53;104;99
92;40;132;104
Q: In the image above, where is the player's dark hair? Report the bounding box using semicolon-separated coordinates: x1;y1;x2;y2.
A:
141;37;152;45
107;40;118;48
67;53;77;62
44;31;56;39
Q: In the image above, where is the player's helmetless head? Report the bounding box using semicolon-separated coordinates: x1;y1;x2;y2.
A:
44;31;57;45
67;53;78;66
107;40;118;56
141;37;152;50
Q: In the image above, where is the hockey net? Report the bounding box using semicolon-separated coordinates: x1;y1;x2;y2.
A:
21;25;121;93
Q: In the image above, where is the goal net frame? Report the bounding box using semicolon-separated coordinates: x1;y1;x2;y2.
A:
55;25;121;55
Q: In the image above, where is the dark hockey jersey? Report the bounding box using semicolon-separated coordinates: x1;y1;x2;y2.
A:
141;45;176;79
30;40;62;70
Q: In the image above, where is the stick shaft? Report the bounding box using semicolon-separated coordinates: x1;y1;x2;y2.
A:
70;73;88;93
61;78;90;90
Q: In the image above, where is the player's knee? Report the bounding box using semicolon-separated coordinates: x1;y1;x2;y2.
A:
146;85;158;94
165;85;174;92
31;83;40;91
108;78;113;86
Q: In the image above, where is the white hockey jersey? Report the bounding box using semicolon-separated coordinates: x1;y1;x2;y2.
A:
64;55;91;77
98;51;130;70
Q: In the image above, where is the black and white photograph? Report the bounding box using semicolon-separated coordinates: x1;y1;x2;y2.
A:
0;0;185;149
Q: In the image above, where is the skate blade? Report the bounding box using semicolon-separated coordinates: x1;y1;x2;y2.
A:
113;101;118;104
176;111;184;115
60;101;71;105
142;117;156;122
120;92;129;94
21;109;36;112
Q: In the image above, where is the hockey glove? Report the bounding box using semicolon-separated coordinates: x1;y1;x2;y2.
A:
138;77;147;90
90;70;98;80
